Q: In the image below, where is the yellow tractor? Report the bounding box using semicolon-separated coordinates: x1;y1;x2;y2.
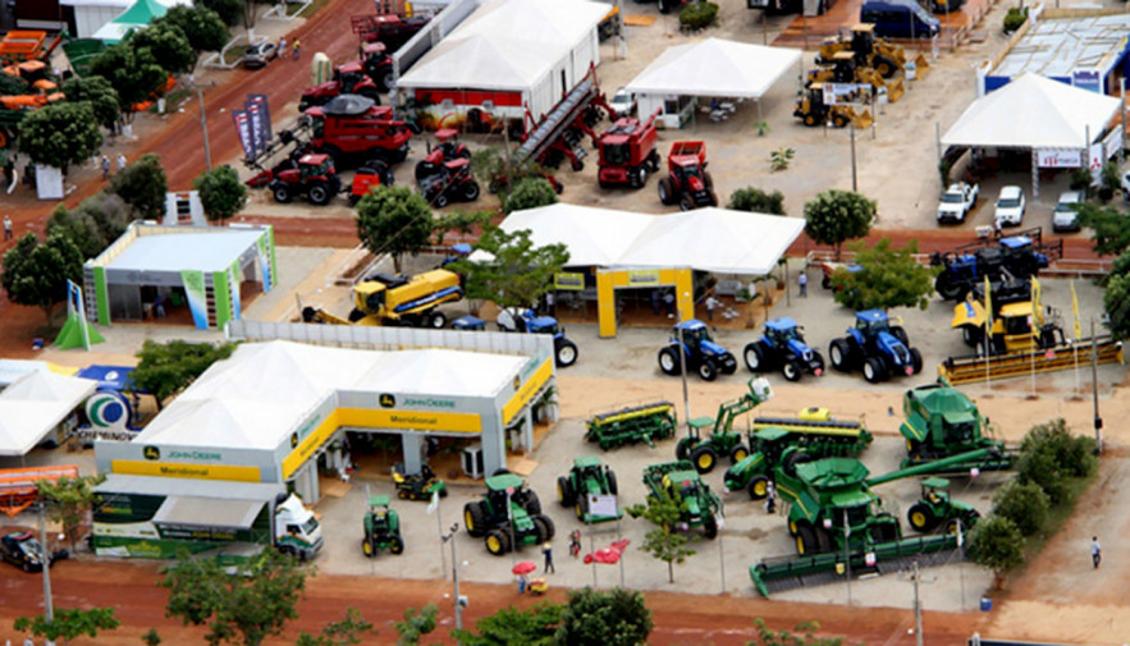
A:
302;268;463;328
794;83;874;129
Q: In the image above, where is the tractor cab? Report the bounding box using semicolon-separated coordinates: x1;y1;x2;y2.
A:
1000;235;1048;272
850;23;877;60
751;426;791;463
485;473;527;505
299;153;333;180
764;317;802;347
829;51;857;83
674;319;714;350
663;470;705;507
435;128;468;159
368;495;395;525
920;477;951;505
600;133;632;166
854;309;891;337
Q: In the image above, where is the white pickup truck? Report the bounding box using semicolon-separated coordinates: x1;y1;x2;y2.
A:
936;182;980;224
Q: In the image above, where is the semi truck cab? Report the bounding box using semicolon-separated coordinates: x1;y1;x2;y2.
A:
275;494;323;560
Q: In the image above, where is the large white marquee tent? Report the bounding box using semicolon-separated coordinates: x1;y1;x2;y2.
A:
0;370;97;456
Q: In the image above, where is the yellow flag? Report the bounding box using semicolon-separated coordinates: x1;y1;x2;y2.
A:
984;275;992;343
1031;277;1040;339
1071;280;1082;340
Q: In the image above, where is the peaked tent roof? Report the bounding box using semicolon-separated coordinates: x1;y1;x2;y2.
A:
91;0;187;43
0;371;98;456
941;73;1120;149
493;204;653;266
625;38;802;99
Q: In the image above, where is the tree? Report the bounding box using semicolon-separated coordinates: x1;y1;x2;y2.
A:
36;474;106;552
14;608;119;644
17;102;102;174
1077;203;1130;257
61;76;121;132
556;588;652;646
109;154;168;218
131;340;236;408
968;515;1025;585
1105;271;1130;340
296;609;375;646
750;618;847;646
394;605;437;646
503;177;557;214
1016;420;1096;504
142;628;162;645
626;489;696;583
0;72;27;96
128;21;196;75
449;227;569;311
991;480;1050;537
803;190;876;258
355;185;435;273
830;239;937;311
453;604;563;646
432;210;493;246
160;5;230;62
162;549;308;646
195;165;248;223
48;192;136;259
2;233;84;325
90;44;167;118
728;187;786;215
200;0;244;26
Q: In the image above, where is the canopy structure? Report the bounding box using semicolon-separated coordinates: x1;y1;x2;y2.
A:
0;370;98;456
941;73;1119;150
625;38;803;99
91;0;172;43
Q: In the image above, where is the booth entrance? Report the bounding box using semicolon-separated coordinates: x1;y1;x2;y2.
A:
596;267;694;338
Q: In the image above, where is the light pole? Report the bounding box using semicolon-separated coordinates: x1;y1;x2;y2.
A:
1090;318;1103;454
193;83;213;171
39;502;54;626
441;523;466;637
677;306;691;431
850;123;857;192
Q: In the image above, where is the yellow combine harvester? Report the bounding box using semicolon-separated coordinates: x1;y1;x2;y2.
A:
302;268;463;328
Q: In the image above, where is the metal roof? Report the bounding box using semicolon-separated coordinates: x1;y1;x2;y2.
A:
993;13;1130;79
152;496;264;529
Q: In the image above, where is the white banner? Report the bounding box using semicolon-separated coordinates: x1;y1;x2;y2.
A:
588;494;618;518
1035;149;1082;168
823;83;873;107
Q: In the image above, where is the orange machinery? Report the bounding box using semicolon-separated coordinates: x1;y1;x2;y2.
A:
0;464;80;517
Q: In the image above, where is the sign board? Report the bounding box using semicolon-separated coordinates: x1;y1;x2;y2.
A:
1035;149;1082;168
1072;69;1102;94
554;272;585;291
588;494;618;518
823;83;873;107
626;270;661;287
34;164;63;200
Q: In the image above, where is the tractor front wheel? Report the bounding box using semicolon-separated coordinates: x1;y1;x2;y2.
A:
434;192;449;208
675;437;695;461
703;515;719;540
362;538;375;557
389;536;404;555
272;184;293;204
730;444;749;463
657;177;674;205
863;356;886;384
557;476;575;507
462;180;481;202
426;311;447;329
909;348;924;375
485;530;510;556
747;475;770;500
534;514;555;541
782;360;803;382
691;445;718;474
697;359;718;382
555;339;578;367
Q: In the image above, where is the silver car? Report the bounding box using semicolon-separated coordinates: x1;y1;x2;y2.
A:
1052;190;1084;233
242;41;278;69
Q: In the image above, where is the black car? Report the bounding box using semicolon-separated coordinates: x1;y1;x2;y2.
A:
0;531;66;573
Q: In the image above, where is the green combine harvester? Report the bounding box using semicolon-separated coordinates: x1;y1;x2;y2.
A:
749;446;997;597
557;457;622;523
675;378;774;474
640;460;723;539
899;380;1012;472
585;401;677;450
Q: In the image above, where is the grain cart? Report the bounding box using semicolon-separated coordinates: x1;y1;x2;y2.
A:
640;461;723;539
658;319;738;382
656;141;718;210
906;477;979;533
391;462;447;501
585;401;678;450
744;318;826;382
302;268;462;328
597;109;661;189
898;380;1012;472
828;310;923;384
557;457;622;523
463;473;555;556
675;378;773;474
361;495;404;557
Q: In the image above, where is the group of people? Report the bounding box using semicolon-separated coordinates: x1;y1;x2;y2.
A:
277;37;302;60
100;153;129;181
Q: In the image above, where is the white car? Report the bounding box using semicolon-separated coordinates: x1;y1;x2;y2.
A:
1052;190;1084;232
936;182;979;224
608;87;636;118
993;185;1026;228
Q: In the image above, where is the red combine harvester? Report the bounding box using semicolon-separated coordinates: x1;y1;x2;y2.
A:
303;94;413;166
298;72;381;112
414;128;471;180
657;141;718;210
597;109;660;189
350;13;430;52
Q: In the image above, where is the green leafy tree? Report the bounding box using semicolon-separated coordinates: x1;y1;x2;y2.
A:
61;76;121;132
471;147;550;194
17;102;102;174
432;210;493;246
1105;272;1130;340
1077;203;1130;256
969;515;1025;585
679;0;718;30
1;233;84;324
728;187;786;215
90;44;167;118
296;609;375;646
127;21;195;75
1016;419;1096;504
160;5;230;61
803;190;876;259
356;185;435;273
201;0;244;25
454;604;563;646
142;628;162;645
830;239;937;311
14;608;119;644
162;549;308;646
1100;160;1121;201
626;488;696;583
556;588;652;646
131;340;237;408
36;474;106;551
503;177;558;214
750;618;847;646
991;480;1050;537
109;154;168;218
0;72;27;95
394;604;437;646
48;192;136;260
449;227;569;311
195;165;248;223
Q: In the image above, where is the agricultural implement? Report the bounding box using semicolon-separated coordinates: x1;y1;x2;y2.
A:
463;473;554;556
585;401;677;450
361;495;404;557
640;461;723;539
676;378;774;474
929;228;1058;302
302;268;462;328
557;457;621;523
0;465;79;517
391;462;447;501
899;380;1012;472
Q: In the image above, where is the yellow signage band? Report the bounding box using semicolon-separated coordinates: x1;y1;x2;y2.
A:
111;460;262;482
502;357;554;425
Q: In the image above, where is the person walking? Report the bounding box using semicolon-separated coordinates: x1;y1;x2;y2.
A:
517;573;528;594
116;153;127;173
544;290;555;317
100;155;111;180
765;480;777;514
542;541;555;574
569;529;582;559
797;271;808;298
705;293;720;322
292;38;301;60
3;215;12;241
277;36;288;59
1092;536;1102;569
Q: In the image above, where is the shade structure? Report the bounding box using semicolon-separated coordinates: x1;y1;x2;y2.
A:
625;38;802;99
941;73;1120;150
0;371;98;456
91;0;183;43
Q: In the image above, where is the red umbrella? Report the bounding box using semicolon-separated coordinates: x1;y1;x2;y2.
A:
512;561;537;575
584;539;631;565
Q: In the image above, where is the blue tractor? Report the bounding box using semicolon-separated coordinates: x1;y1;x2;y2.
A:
743;317;825;382
828;310;923;384
453;309;579;367
657;319;737;382
930;230;1057;301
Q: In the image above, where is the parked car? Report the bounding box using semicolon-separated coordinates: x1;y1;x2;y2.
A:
242;41;278;69
1052;190;1084;232
993;185;1026;228
609;87;637;118
860;0;940;39
936;182;979;224
0;531;66;573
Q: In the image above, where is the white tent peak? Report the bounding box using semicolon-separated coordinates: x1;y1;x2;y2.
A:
625;37;802;99
941;72;1120;149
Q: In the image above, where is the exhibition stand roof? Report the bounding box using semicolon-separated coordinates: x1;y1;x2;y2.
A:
103;228;266;273
0;370;98;456
941;73;1119;150
90;0;186;43
625;38;802;99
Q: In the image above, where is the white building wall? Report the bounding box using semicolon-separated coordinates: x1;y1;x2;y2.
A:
73;5;126;38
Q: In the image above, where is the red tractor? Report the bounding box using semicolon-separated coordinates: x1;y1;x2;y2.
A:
355;41;395;92
303;95;413;167
417;158;480;208
265;153;342;205
597;109;660;189
348;160;395;205
414;128;471;180
657;141;718;211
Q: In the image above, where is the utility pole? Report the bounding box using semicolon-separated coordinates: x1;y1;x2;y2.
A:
717;518;726;593
39;502;54;625
197;86;212;171
678;318;691;431
912;561;924;646
1091;318;1103;454
442;523;465;639
850;123;858;192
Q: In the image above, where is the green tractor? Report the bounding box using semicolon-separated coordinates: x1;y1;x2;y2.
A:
361;495;404;557
906;477;980;534
899;380;1012;472
675;377;773;474
392;462;448;501
557;457;622;523
639;460;723;539
463;473;555;556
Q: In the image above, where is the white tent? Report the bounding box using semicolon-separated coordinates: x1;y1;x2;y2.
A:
394;35;552;90
0;371;98;456
626;38;803;99
941;73;1120;149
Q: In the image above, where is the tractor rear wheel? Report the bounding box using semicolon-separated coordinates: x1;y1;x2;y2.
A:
434;192;449;208
691;445;718;474
863;356;886;383
658;347;682;376
795;524;817;555
605;467;619;495
909;348;924;375
534;514;555;541
462;180;481;202
782;450;813;477
658;177;674;205
730;444;749;463
389;536;404;555
697;359;718;382
703;514;719;540
272;184;293;204
525;490;542;516
744;343;767;372
782;360;803;382
747;475;770;500
908;503;935;532
829;339;854;372
630;166;647;189
485;529;510;556
557;476;575;507
679;194;695;212
464;502;487;538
